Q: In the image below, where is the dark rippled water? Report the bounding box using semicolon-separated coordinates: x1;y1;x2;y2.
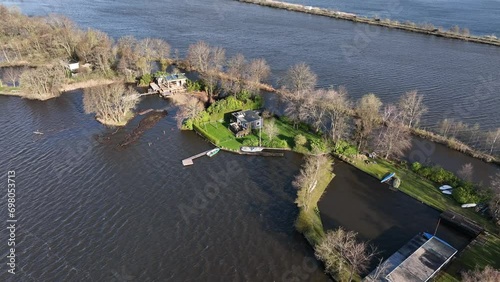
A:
1;0;499;281
0;93;332;281
287;0;500;36
2;0;500;130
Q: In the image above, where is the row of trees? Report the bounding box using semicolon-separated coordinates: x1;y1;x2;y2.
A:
185;41;271;101
278;63;426;159
438;119;500;155
1;5;172;99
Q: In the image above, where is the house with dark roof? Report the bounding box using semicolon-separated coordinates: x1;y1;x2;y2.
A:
229;110;262;137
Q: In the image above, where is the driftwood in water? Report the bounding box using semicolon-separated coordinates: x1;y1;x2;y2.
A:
119;110;167;148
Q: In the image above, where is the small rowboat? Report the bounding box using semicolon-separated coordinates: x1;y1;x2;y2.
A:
240;146;264;152
380;172;396;183
461;203;477;208
206;148;220;157
442;190;452;195
439;185;453;190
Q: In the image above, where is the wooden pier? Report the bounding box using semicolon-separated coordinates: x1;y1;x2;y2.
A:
440;210;484;237
182;149;214;166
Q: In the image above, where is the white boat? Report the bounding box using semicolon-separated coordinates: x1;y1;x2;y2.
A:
442;190;452;195
439;185;453;190
461;203;477;208
240;146;264;152
33;130;44;135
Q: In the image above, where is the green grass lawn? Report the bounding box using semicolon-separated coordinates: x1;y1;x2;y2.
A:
349;157;500;280
351;158;497;232
193;117;325;152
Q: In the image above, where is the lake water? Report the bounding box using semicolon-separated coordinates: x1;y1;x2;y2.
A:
2;0;500;131
287;0;500;36
1;0;499;281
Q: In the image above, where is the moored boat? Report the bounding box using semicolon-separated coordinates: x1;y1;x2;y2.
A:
442;190;452;195
206;148;220;157
240;146;264;152
439;185;453;190
461;203;477;208
380;172;396;183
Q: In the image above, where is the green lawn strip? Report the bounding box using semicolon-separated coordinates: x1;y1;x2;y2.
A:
0;86;21;94
351;158;496;232
437;234;500;280
193;117;324;152
349;157;500;279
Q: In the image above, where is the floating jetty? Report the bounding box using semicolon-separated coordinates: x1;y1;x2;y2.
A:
440;210;484;237
182;149;216;166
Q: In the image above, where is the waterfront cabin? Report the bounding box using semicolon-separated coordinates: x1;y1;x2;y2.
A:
229;110;262;137
150;72;188;97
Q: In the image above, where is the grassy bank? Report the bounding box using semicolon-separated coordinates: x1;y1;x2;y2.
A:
349;157;497;232
412;128;499;165
239;0;500;47
342;155;499;280
193;117;324;152
0;86;21;96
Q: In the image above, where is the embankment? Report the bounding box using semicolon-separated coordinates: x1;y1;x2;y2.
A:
238;0;500;47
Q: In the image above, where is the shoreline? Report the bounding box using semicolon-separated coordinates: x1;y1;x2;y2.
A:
238;0;500;47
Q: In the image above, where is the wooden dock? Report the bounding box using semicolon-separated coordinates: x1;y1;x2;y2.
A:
440;210;484;237
182;149;213;166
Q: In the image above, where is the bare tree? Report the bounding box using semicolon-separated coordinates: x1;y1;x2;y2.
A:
83;83;139;125
19;64;66;100
263;118;278;140
4;67;22;87
325;87;352;147
399;90;427;128
486;128;500;155
282;62;317;94
174;96;204;129
246;58;270;93
186;41;210;72
293;155;332;211
76;29;113;73
354;93;382;151
344;238;377;281
364;258;392;281
461;265;500;282
439;118;454;137
222;53;246;95
202;46;225;102
315;227;376;280
458;163;474;182
148;38;171;71
375;105;411;159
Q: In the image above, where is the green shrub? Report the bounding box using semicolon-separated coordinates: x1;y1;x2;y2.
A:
186;79;203;92
236;89;251;102
411;161;422;172
242;136;259;146
453;186;480;204
310;139;327;153
294;134;307;147
182;119;193;130
139;73;152;86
